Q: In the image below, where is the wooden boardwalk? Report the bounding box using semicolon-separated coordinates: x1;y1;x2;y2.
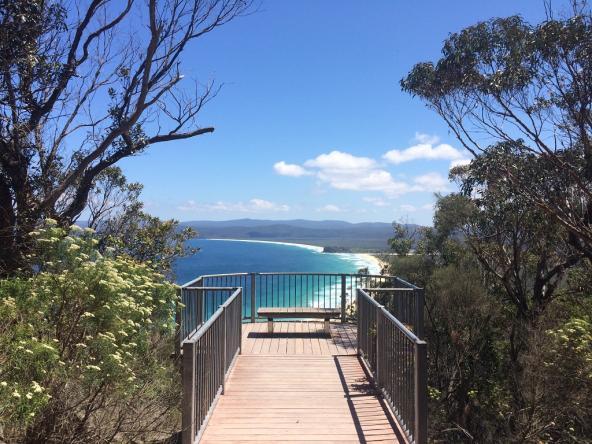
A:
199;321;405;443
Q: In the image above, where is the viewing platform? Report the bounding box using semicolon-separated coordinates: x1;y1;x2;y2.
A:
177;273;427;444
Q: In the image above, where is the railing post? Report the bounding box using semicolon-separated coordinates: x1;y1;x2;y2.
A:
250;273;256;323
239;290;243;354
375;307;381;386
175;287;182;358
222;305;227;395
182;341;196;444
414;288;425;340
196;278;204;327
340;274;347;323
356;288;361;356
414;341;428;444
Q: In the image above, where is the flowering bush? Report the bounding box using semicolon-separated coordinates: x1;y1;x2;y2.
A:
0;221;180;442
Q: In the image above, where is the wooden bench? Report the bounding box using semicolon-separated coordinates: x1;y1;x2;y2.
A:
257;307;341;335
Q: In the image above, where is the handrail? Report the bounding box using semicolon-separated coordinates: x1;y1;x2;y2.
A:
178;287;240;344
179;272;417;324
181;273;249;288
182;288;242;444
362;287;425;339
357;288;428;444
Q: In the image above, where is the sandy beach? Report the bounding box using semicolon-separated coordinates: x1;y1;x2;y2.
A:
204;238;386;275
356;253;388;274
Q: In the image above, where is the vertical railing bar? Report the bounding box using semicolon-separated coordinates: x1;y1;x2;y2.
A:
340;274;347;323
250;273;256;323
222;304;226;395
415;288;425;340
181;340;196;444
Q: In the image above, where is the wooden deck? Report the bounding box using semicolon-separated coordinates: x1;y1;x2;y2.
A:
199;321;405;443
241;320;357;356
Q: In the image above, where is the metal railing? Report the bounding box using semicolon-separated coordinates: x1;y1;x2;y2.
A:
180;272;416;324
181;288;242;444
357;288;427;444
178;286;240;343
363;287;425;339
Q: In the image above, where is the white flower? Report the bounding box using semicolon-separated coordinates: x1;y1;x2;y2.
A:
12;390;20;398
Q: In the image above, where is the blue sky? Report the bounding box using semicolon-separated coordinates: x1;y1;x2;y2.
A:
118;0;567;225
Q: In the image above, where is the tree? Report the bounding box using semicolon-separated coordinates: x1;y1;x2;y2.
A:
0;222;180;442
389;222;415;256
401;4;592;261
0;0;251;275
86;167;197;276
436;153;586;437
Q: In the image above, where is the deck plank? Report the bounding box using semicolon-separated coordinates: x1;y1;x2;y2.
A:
199;323;405;444
200;354;404;444
243;320;360;357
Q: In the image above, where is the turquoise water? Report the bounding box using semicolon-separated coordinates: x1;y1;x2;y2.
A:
174;239;377;284
174;239;377;317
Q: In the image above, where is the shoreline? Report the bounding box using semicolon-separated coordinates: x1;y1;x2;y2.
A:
206;238;323;253
355;253;386;274
203;238;383;275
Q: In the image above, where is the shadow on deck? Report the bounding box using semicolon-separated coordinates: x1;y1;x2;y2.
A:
199;322;407;443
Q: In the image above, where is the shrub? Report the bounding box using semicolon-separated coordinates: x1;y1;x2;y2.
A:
0;221;180;443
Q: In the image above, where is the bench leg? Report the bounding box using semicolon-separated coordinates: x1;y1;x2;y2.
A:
324;318;331;336
268;318;273;334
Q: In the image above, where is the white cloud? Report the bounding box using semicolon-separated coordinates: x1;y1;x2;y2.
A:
304;150;376;170
177;198;290;213
273;141;455;199
400;204;417;213
363;197;390;207
414;132;440;145
302;150;409;197
317;204;342;212
273;161;311;177
449;158;471;169
383;133;464;165
249;198;290;211
413;172;449;192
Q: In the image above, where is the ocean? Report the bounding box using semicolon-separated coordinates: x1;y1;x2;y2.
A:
174;239;381;285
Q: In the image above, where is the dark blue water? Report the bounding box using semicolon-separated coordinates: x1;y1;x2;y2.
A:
174;239;376;285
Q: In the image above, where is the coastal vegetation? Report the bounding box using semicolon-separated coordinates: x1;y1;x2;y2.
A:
0;0;247;441
0;0;249;276
0;222;179;442
390;3;592;441
1;0;591;443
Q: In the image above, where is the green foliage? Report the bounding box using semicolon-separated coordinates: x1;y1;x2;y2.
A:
87;167;198;277
426;262;505;442
399;3;592;441
401;5;592;264
530;287;592;441
0;221;180;442
385;190;592;442
389;223;413;256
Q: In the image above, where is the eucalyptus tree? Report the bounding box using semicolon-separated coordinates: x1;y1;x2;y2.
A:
0;0;250;274
436;151;585;437
401;4;592;261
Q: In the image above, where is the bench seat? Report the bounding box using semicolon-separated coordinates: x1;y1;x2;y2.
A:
257;307;341;334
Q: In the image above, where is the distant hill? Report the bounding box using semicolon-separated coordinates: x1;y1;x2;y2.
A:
179;219;419;252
